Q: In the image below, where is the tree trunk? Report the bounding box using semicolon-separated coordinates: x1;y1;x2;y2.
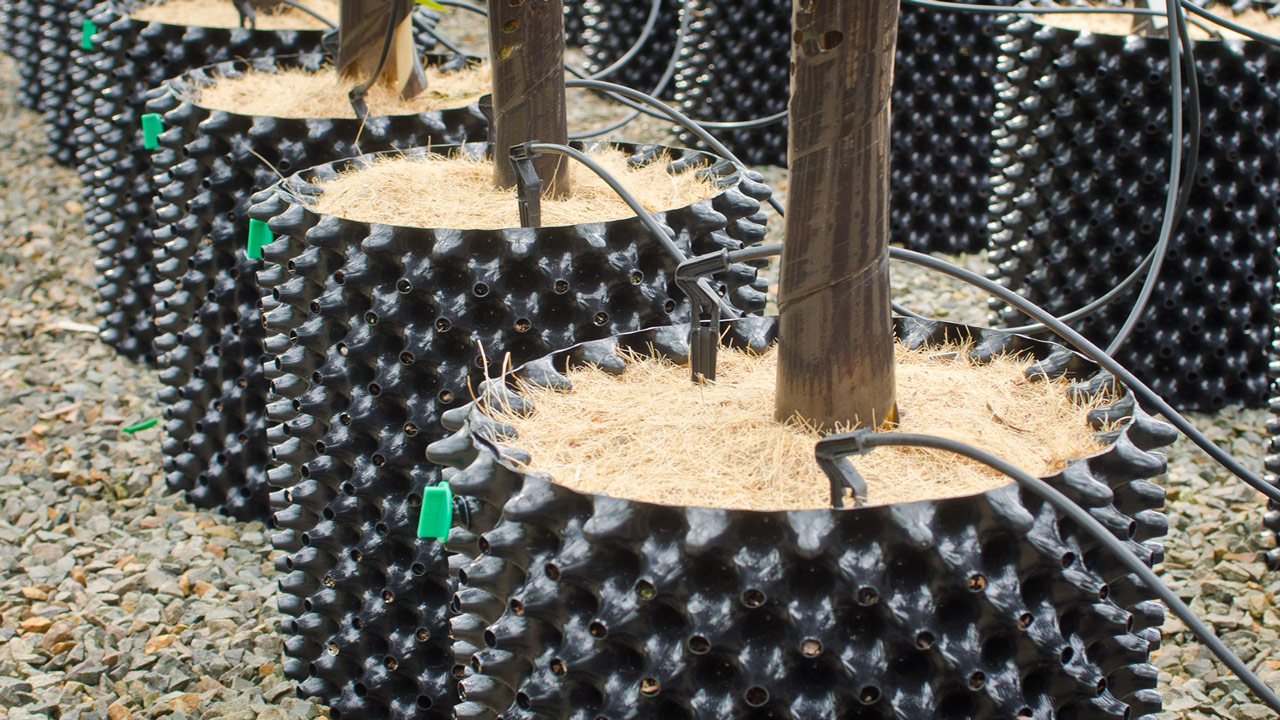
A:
338;0;427;99
488;0;570;196
775;0;899;431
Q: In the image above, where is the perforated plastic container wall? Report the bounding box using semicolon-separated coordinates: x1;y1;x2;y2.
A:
670;0;789;167
580;0;680;97
431;315;1174;720
7;0;48;111
247;142;771;719
563;0;587;46
2;0;101;164
988;19;1280;411
143;54;488;523
74;1;330;363
42;0;100;165
74;2;441;363
0;0;14;51
671;0;1011;254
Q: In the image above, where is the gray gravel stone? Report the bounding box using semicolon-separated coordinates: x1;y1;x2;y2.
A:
0;54;328;720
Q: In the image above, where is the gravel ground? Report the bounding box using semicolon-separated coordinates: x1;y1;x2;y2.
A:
0;55;327;720
0;30;1276;720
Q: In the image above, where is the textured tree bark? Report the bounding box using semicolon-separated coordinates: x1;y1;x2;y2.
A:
488;0;571;196
338;0;427;99
775;0;899;431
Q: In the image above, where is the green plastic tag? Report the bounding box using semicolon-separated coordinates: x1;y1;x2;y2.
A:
246;218;275;259
81;19;97;51
140;113;163;150
122;418;158;433
418;483;453;540
413;0;449;11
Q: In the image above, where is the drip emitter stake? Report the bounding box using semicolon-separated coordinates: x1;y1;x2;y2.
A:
80;19;96;50
417;482;454;540
140;113;163;151
245;218;275;260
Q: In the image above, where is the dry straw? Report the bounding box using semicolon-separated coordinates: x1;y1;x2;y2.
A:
490;344;1112;511
131;0;338;30
312;148;722;229
195;62;490;118
1034;0;1280;40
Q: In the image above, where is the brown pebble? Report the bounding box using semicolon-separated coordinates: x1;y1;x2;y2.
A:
169;693;200;713
19;616;52;633
144;634;176;654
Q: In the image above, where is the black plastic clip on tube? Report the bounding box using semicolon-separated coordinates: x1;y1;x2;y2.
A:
676;243;783;382
232;0;257;28
509;143;543;228
523;142;742;321
812;434;870;508
819;429;1280;714
477;94;495;146
675;251;730;382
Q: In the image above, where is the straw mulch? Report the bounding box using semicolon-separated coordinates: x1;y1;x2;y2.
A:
131;0;338;30
312;148;722;229
196;62;490;119
491;344;1111;511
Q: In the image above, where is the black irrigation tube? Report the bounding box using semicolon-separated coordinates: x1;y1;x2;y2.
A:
436;1;787;136
570;65;789;130
587;0;664;81
429;0;665;83
897;0;1200;345
278;0;335;28
571;0;689;140
347;0;409;120
516;146;912;325
1104;0;1198;355
526;142;741;319
904;0;1223;37
1181;0;1280;46
890;246;1280;507
835;430;1280;713
565;78;788;216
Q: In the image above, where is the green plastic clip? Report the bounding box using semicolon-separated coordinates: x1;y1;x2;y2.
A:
141;113;163;150
122;418;158;433
81;19;97;51
417;483;453;540
246;218;275;259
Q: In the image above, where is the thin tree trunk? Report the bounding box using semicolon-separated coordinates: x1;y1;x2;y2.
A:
488;0;570;196
775;0;899;431
338;0;427;99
